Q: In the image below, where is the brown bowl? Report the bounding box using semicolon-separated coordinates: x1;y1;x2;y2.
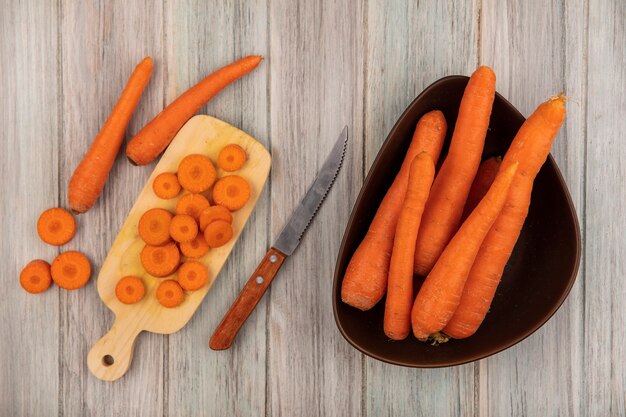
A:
332;76;581;367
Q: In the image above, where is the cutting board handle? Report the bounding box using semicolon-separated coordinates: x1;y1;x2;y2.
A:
87;316;142;381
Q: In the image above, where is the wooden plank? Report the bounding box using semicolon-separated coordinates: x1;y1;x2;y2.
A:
0;1;60;415
364;1;478;415
266;0;365;415
58;1;165;415
164;1;270;416
584;0;625;415
478;1;586;416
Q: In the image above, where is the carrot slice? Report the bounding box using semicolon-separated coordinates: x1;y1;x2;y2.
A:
177;154;217;193
115;276;145;304
51;251;91;290
177;261;209;291
169;214;198;243
179;235;210;259
156;279;184;308
217;144;247;171
37;208;76;246
203;220;233;248
138;208;173;246
175;193;210;220
198;205;232;231
153;172;181;199
212;175;251;211
20;260;52;294
140;243;180;277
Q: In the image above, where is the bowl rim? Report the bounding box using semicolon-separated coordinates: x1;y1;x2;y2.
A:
332;75;582;368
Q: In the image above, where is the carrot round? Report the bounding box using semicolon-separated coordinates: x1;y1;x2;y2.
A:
176;193;210;220
20;260;52;294
383;153;435;340
153;172;181;199
411;162;518;340
444;95;567;339
341;110;446;310
177;154;217;193
140;243;180;277
177;261;209;291
156;279;184;308
203;220;233;248
68;57;153;212
199;205;233;231
138;208;173;246
126;56;264;165
179;234;210;259
461;156;502;222
217;144;247;171
212;175;251;211
414;66;496;276
51;251;91;290
168;214;198;243
115;276;145;304
37;208;76;246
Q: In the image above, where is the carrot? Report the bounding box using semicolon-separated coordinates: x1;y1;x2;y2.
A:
156;279;184;308
115;276;145;304
68;57;153;212
177;154;217;193
177;261;209;291
203;220;233;248
51;251;91;290
176;193;210;220
383;153;435;340
20;260;52;294
153;172;181;199
212;175;251;211
199;205;233;231
126;56;264;165
444;95;567;339
179;234;210;259
168;214;198;243
461;156;502;222
217;144;247;171
37;208;76;246
138;208;173;246
411;162;518;340
414;66;496;276
341;110;446;310
140;243;180;277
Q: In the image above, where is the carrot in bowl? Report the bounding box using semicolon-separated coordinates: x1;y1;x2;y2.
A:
461;156;502;222
169;214;198;243
212;175;251;211
179;234;210;259
203;220;233;248
156;279;184;308
140;243;180;277
20;260;52;294
217;144;247;171
51;251;91;290
177;154;217;193
199;205;232;231
37;208;76;246
138;208;173;246
177;261;208;291
176;193;210;220
153;172;181;199
115;276;145;304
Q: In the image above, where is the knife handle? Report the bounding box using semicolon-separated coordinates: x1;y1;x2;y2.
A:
210;247;286;350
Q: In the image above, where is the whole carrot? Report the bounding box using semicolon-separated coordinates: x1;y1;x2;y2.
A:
341;111;446;310
461;156;502;221
383;153;435;340
443;95;566;339
411;161;518;340
126;55;263;165
68;57;153;213
413;66;496;276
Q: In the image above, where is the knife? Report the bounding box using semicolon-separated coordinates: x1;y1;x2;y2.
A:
209;126;348;350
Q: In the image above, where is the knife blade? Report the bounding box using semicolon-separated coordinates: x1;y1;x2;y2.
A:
209;126;348;350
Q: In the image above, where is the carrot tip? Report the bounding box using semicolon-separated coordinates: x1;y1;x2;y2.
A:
549;93;567;102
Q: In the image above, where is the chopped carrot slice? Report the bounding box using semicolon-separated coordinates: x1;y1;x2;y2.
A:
138;208;173;246
177;261;209;291
169;214;198;243
212;175;251;211
153;172;181;199
156;279;184;308
179;235;210;259
177;154;217;193
175;193;210;220
51;251;91;290
115;276;145;304
140;243;180;277
217;144;247;171
203;220;233;248
37;208;76;246
20;260;52;294
199;205;232;231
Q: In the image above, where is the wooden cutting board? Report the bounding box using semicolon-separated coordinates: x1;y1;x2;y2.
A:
87;115;271;381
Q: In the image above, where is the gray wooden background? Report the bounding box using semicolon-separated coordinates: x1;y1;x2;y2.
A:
1;0;624;416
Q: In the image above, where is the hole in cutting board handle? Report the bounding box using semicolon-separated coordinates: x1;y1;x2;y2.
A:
102;355;115;367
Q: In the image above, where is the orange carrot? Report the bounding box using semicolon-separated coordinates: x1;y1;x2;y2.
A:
153;172;181;199
37;208;76;246
138;208;173;246
203;220;233;248
168;214;198;243
69;57;153;212
126;56;263;165
341;110;446;310
444;95;567;339
176;193;210;220
115;276;145;304
199;205;232;231
411;162;518;340
383;153;435;340
461;156;502;221
217;144;247;171
177;154;217;193
51;251;91;290
212;175;251;211
414;66;496;276
179;234;210;259
20;260;52;294
140;243;180;277
177;261;209;291
156;279;184;308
